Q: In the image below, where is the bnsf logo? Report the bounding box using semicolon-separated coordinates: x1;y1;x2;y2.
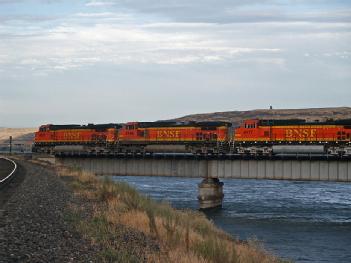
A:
157;130;180;138
63;132;81;140
285;129;317;138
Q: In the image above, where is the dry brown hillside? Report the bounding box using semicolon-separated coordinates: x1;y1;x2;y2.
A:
0;128;36;144
173;107;351;127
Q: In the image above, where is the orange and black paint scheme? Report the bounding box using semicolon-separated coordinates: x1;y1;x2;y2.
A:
118;121;230;144
234;119;351;144
116;121;232;154
34;124;120;147
33;119;351;155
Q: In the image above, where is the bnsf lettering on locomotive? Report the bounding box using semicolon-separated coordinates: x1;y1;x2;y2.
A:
64;132;80;140
157;130;180;138
285;129;317;138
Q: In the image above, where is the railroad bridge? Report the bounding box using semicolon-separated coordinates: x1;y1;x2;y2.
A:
56;155;351;209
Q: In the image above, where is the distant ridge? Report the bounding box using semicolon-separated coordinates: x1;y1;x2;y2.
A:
0;128;36;144
173;107;351;127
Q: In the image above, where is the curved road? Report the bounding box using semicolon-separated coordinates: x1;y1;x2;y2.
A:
0;157;23;208
0;157;16;182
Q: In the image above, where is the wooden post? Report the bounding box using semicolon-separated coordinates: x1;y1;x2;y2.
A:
9;136;12;154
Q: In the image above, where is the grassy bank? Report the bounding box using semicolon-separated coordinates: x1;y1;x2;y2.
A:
55;165;288;263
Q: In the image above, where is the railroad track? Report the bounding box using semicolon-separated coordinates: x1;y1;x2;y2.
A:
0;156;17;186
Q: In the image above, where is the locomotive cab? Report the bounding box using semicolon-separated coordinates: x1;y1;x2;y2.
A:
243;119;258;129
234;119;270;143
38;124;52;132
119;122;146;141
33;124;54;153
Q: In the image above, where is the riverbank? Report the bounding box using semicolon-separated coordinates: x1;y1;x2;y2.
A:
2;158;287;262
55;163;287;263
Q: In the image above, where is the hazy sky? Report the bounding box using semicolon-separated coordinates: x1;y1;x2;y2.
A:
0;0;350;127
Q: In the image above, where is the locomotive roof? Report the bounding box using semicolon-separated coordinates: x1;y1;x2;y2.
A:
134;121;232;128
258;118;351;126
46;123;122;131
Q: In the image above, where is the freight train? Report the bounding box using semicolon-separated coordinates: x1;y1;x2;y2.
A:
33;118;351;156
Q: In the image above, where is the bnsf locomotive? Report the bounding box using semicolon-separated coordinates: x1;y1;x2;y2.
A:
33;118;351;156
234;119;351;156
34;123;121;153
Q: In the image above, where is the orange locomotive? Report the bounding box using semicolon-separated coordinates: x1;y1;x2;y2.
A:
234;119;351;155
33;124;121;154
117;121;231;154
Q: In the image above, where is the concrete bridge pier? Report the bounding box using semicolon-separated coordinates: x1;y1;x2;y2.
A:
198;178;224;209
198;161;224;209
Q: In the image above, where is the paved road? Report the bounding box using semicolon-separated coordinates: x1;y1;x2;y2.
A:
0;158;15;181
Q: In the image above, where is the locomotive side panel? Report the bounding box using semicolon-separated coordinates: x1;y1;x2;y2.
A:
270;126;340;142
54;129;94;143
119;123;230;144
147;127;196;142
33;124;120;154
234;119;351;144
118;122;231;154
37;129;114;144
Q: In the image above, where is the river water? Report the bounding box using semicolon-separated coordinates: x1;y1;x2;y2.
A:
111;176;351;263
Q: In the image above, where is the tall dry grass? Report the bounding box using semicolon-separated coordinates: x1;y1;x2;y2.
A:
56;165;290;263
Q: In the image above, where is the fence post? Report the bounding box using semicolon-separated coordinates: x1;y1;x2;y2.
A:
9;136;12;154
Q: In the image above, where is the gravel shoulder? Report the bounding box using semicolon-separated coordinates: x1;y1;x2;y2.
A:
0;160;99;263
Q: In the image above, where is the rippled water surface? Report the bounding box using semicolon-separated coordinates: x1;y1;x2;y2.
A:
111;176;351;263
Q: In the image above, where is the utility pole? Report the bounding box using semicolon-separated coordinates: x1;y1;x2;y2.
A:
9;136;12;154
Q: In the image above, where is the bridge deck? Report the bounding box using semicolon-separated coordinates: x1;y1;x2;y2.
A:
57;157;351;182
55;153;351;161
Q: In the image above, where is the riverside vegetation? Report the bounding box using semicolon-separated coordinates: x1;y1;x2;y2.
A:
55;165;290;263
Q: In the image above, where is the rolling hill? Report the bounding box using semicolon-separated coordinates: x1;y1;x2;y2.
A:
173;107;351;127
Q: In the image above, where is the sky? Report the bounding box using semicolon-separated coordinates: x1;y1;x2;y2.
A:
0;0;350;127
